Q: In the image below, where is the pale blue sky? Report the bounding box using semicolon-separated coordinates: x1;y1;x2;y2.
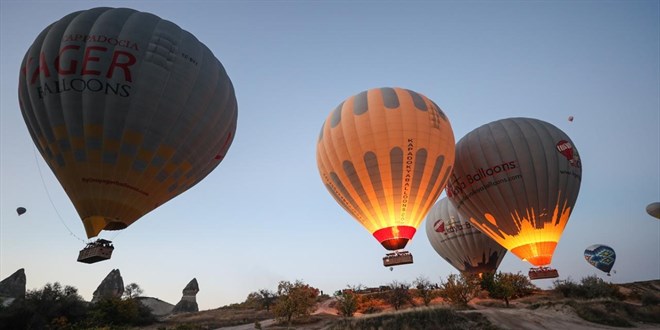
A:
1;0;658;310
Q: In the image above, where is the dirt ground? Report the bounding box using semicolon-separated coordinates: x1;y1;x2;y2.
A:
144;280;660;330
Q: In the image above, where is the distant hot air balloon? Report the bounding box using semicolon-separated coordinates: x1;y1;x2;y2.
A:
646;202;660;219
19;8;237;247
584;244;616;276
568;115;574;122
316;87;455;267
447;117;582;280
425;197;507;275
16;207;27;216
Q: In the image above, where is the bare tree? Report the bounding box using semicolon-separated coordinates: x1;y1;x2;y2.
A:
385;281;413;310
123;283;143;299
413;276;437;306
246;289;277;311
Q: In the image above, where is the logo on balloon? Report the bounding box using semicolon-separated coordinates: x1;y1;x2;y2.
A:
556;140;581;168
433;220;445;233
434;219;473;235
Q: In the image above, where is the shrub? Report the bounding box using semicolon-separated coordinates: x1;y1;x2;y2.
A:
580;276;624;300
553;276;623;300
641;292;660;306
569;300;633;327
327;307;496;330
553;278;584;298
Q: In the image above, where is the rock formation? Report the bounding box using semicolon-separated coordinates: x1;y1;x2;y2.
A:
137;296;175;316
171;278;199;314
92;269;124;303
0;268;26;303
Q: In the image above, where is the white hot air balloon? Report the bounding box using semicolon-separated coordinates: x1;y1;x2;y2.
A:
19;7;237;263
447;117;582;279
425;197;507;275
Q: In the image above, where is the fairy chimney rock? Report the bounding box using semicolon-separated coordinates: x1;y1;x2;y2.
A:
171;278;199;314
0;268;26;299
92;269;124;303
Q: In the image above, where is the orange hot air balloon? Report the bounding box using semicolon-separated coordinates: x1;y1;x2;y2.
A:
316;87;455;266
447;117;581;279
18;8;237;241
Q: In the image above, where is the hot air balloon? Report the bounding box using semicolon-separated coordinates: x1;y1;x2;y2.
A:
425;197;507;275
16;207;27;216
584;244;616;276
568;115;574;122
18;8;237;262
446;117;582;280
316;87;455;267
646;202;660;219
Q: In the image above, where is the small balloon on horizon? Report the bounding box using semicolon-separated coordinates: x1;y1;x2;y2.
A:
568;115;574;122
16;207;26;216
646;202;660;219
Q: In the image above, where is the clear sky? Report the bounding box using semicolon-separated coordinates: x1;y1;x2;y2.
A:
1;0;658;310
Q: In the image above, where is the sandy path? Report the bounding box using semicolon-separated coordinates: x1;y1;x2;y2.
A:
470;305;659;330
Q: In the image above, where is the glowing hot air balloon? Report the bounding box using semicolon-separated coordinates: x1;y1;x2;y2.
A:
447;117;582;279
584;244;616;276
425;197;507;275
18;8;237;260
316;87;455;267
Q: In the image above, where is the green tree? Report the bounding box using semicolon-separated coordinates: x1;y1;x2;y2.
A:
87;296;155;327
0;282;87;329
272;280;319;327
480;272;496;292
488;272;537;307
438;273;480;307
334;285;362;317
489;273;516;307
413;276;437;307
123;282;144;299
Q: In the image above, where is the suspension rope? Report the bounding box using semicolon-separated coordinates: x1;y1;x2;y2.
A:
33;147;86;243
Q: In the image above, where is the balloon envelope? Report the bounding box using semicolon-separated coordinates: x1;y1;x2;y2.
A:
19;7;237;238
16;207;27;216
317;87;455;250
584;244;616;274
425;197;507;274
447;117;582;267
646;202;660;219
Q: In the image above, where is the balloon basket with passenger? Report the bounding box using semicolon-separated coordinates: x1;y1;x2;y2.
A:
77;239;114;264
528;266;559;280
383;250;413;269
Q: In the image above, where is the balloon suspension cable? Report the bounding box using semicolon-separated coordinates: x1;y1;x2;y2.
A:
33;147;86;243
